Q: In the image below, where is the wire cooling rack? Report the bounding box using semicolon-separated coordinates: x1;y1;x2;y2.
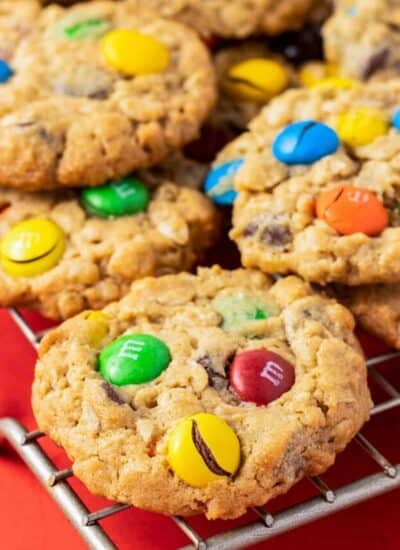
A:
1;307;400;550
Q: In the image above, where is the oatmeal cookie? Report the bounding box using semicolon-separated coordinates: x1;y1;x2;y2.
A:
212;81;400;285
336;284;400;349
137;0;319;39
32;266;371;519
0;1;216;191
0;174;218;320
0;1;42;57
323;0;400;80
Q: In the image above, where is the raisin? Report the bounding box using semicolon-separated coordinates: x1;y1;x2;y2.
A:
261;225;293;247
363;48;390;79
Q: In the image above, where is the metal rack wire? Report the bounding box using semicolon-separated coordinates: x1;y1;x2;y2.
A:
1;306;399;550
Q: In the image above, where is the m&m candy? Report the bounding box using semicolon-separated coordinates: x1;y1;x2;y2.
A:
337;107;389;147
98;333;171;386
211;293;274;331
298;62;338;87
392;108;400;131
0;59;13;84
222;58;289;103
272;120;339;165
101;29;170;76
63;18;112;40
229;349;295;406
84;311;109;346
316;185;388;236
0;218;65;278
167;413;240;487
204;159;243;205
310;77;359;90
81;177;150;218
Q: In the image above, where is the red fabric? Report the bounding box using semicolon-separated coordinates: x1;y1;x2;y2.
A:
0;308;399;550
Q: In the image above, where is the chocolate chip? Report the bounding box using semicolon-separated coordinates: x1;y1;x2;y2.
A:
363;48;390;79
197;355;213;370
101;382;125;405
197;355;229;391
387;23;400;33
243;222;258;237
16;121;35;128
261;225;293;247
191;419;231;477
316;399;329;415
0;202;10;214
88;89;110;100
38;127;55;145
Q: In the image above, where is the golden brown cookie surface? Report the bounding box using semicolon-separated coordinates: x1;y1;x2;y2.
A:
214;82;400;285
0;171;218;319
33;267;371;518
0;1;216;190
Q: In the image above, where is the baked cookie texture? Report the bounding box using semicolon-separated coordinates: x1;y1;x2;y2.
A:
336;284;400;350
323;0;400;80
0;178;218;320
0;1;216;191
137;0;319;39
216;81;400;285
32;267;371;519
0;1;42;56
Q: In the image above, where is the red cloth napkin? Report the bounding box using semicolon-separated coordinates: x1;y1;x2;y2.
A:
0;308;399;550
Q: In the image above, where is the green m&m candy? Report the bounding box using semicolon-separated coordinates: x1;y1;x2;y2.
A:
58;17;112;40
98;334;171;386
211;293;276;331
81;177;150;218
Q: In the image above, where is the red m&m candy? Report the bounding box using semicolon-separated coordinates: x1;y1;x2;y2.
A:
229;349;295;406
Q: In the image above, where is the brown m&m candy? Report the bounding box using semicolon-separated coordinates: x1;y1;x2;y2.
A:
229;349;295;406
316;185;388;236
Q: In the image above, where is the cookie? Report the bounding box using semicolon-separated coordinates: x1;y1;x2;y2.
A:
0;1;216;191
0;1;42;57
137;0;320;39
0;172;218;320
32;266;371;519
212;81;400;285
323;0;400;80
335;284;400;350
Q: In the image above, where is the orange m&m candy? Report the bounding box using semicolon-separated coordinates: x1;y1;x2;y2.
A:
316;185;388;236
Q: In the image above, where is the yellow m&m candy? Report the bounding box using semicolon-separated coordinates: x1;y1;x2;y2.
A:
167;413;240;488
223;58;289;103
298;62;339;88
311;76;360;91
101;29;170;76
0;218;65;278
337;107;390;147
84;311;109;346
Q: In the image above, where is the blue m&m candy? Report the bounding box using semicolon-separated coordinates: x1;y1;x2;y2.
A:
272;120;340;165
204;159;243;206
0;59;13;84
392;109;400;131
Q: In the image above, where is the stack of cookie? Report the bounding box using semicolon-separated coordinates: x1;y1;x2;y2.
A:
0;0;376;522
0;0;220;319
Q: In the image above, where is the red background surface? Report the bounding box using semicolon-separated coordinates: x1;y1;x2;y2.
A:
0;307;399;550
